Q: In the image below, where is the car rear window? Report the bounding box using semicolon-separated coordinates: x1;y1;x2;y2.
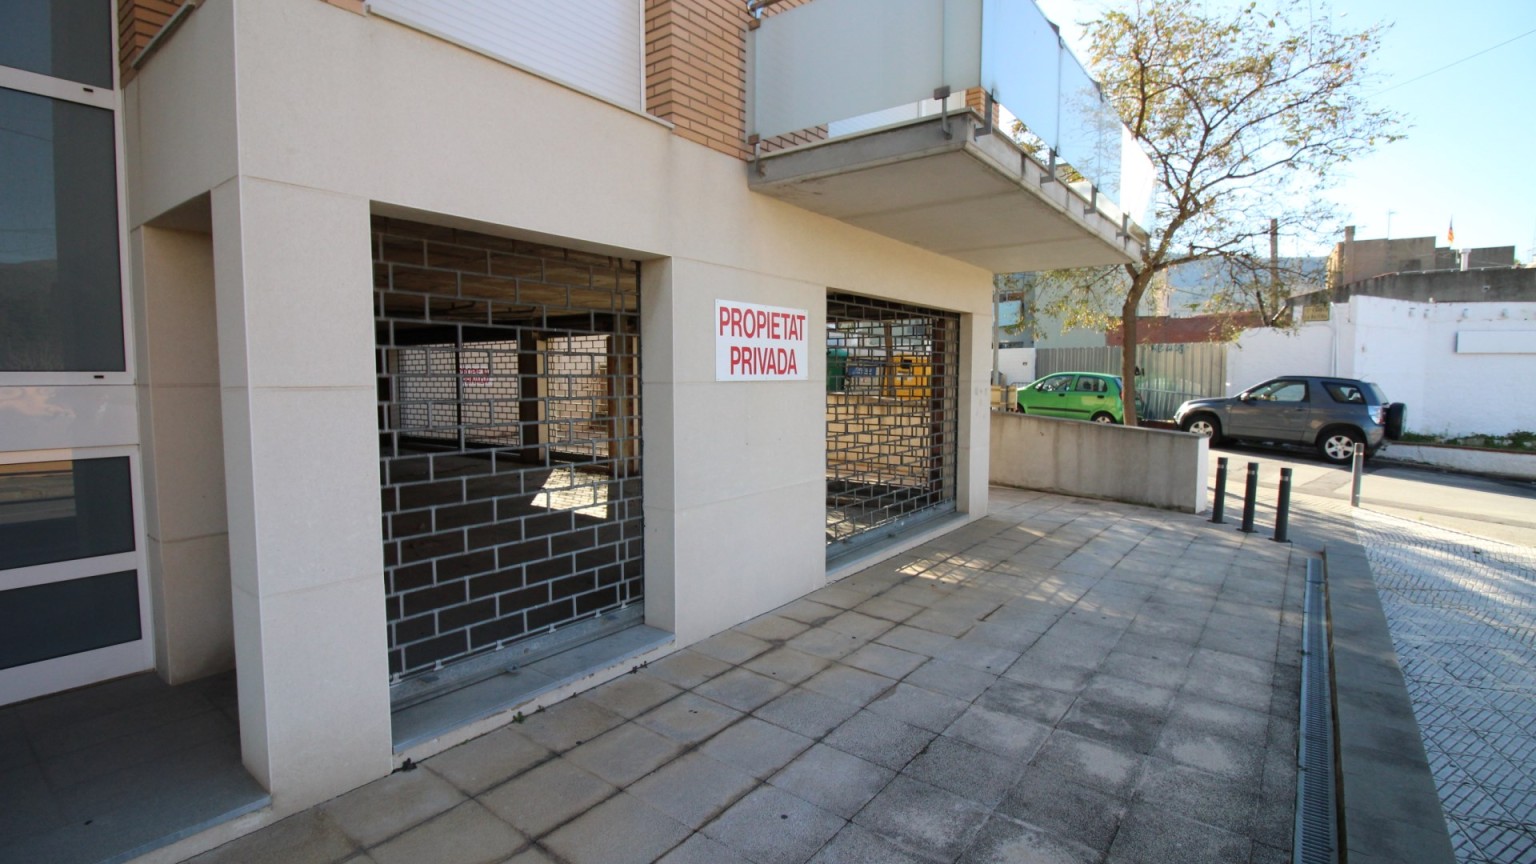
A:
1322;382;1386;404
1323;382;1366;403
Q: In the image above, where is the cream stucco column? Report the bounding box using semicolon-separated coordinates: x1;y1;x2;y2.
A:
642;256;827;647
210;176;392;808
132;223;235;685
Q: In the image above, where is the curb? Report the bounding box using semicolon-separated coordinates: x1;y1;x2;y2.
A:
1322;539;1456;864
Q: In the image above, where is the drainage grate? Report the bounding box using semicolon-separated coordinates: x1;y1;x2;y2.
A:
1295;557;1340;864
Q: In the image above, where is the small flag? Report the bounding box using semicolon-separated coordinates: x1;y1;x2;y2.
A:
1448;219;1455;244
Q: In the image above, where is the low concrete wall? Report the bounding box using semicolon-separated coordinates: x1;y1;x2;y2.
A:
1377;443;1536;481
990;412;1209;512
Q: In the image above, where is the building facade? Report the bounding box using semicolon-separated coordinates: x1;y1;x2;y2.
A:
1;0;1148;856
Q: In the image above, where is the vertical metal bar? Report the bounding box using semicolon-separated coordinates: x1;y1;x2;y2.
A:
1274;467;1292;543
1350;444;1365;507
1240;462;1258;533
1211;457;1228;524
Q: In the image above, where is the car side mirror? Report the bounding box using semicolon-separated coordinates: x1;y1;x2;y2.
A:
1238;393;1250;402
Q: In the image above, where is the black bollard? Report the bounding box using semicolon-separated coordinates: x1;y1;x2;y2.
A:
1273;467;1292;543
1239;462;1258;533
1211;457;1228;524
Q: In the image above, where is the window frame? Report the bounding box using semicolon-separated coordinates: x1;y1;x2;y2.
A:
0;55;135;386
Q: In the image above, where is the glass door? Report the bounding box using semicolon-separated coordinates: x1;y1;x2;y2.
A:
0;448;150;704
1;1;149;705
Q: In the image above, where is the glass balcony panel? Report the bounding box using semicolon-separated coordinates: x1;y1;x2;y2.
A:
1121;125;1157;229
1056;52;1117;199
978;0;1061;152
753;0;981;141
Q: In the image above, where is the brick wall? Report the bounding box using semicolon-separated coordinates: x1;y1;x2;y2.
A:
645;0;819;160
118;0;180;83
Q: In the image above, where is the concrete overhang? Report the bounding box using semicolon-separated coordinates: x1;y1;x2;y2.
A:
749;114;1145;274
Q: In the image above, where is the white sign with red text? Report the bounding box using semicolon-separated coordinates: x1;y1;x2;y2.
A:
715;300;809;381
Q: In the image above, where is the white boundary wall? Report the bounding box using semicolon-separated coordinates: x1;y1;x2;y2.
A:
1228;297;1536;437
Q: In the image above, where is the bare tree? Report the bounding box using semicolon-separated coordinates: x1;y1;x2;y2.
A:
1025;0;1404;424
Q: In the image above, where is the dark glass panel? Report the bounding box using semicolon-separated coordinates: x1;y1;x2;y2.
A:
0;570;140;669
0;0;113;88
0;87;123;371
0;456;134;571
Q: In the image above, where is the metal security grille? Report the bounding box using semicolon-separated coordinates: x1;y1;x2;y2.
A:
374;217;642;683
826;293;959;557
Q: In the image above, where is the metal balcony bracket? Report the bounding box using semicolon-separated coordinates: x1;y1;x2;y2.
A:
1040;149;1057;186
1117;214;1131;243
973;91;995;140
748;134;764;177
1084;185;1098;216
934;86;953;140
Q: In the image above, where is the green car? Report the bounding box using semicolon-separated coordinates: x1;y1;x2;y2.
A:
1015;372;1134;424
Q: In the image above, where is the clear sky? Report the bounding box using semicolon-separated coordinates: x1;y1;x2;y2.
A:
1033;0;1536;260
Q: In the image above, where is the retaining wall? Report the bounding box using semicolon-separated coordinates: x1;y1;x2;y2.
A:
989;412;1209;512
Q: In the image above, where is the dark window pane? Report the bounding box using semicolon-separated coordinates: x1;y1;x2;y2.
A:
0;457;134;570
0;570;140;669
0;87;123;371
0;1;113;88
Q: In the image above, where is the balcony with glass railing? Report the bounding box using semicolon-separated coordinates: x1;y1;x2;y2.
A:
747;0;1154;273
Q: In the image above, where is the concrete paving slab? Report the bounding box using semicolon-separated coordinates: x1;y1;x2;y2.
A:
751;687;862;740
423;726;549;795
852;775;992;861
105;488;1315;864
696;716;813;780
957;814;1101;864
997;764;1127;854
625;751;756;830
478;758;615;838
701;785;844;864
633;692;744;746
319;766;465;847
767;743;894;819
540;791;691;864
366;801;523;864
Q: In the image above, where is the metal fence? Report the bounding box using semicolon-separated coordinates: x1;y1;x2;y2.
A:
1035;343;1227;421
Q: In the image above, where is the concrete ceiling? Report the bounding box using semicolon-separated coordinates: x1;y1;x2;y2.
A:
750;116;1144;274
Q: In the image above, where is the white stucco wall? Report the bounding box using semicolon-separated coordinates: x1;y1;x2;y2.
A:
125;0;1005;817
1352;298;1536;437
1225;323;1336;395
1227;297;1536;436
996;346;1037;384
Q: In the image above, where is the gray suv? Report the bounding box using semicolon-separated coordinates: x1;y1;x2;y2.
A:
1174;376;1406;464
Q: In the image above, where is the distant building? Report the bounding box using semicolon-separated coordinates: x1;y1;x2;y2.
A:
1317;226;1533;306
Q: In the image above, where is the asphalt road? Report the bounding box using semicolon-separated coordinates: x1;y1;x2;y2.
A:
1202;442;1536;548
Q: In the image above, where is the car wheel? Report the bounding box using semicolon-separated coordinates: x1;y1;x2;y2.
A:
1091;412;1117;424
1317;428;1363;464
1181;414;1223;443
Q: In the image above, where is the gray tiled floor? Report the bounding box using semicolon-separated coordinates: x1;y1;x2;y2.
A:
1354;509;1536;863
0;671;267;864
178;487;1304;864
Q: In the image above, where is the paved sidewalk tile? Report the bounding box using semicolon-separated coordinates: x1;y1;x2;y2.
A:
138;489;1304;864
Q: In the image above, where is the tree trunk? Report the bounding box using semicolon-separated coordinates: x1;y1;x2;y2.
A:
1119;271;1153;427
